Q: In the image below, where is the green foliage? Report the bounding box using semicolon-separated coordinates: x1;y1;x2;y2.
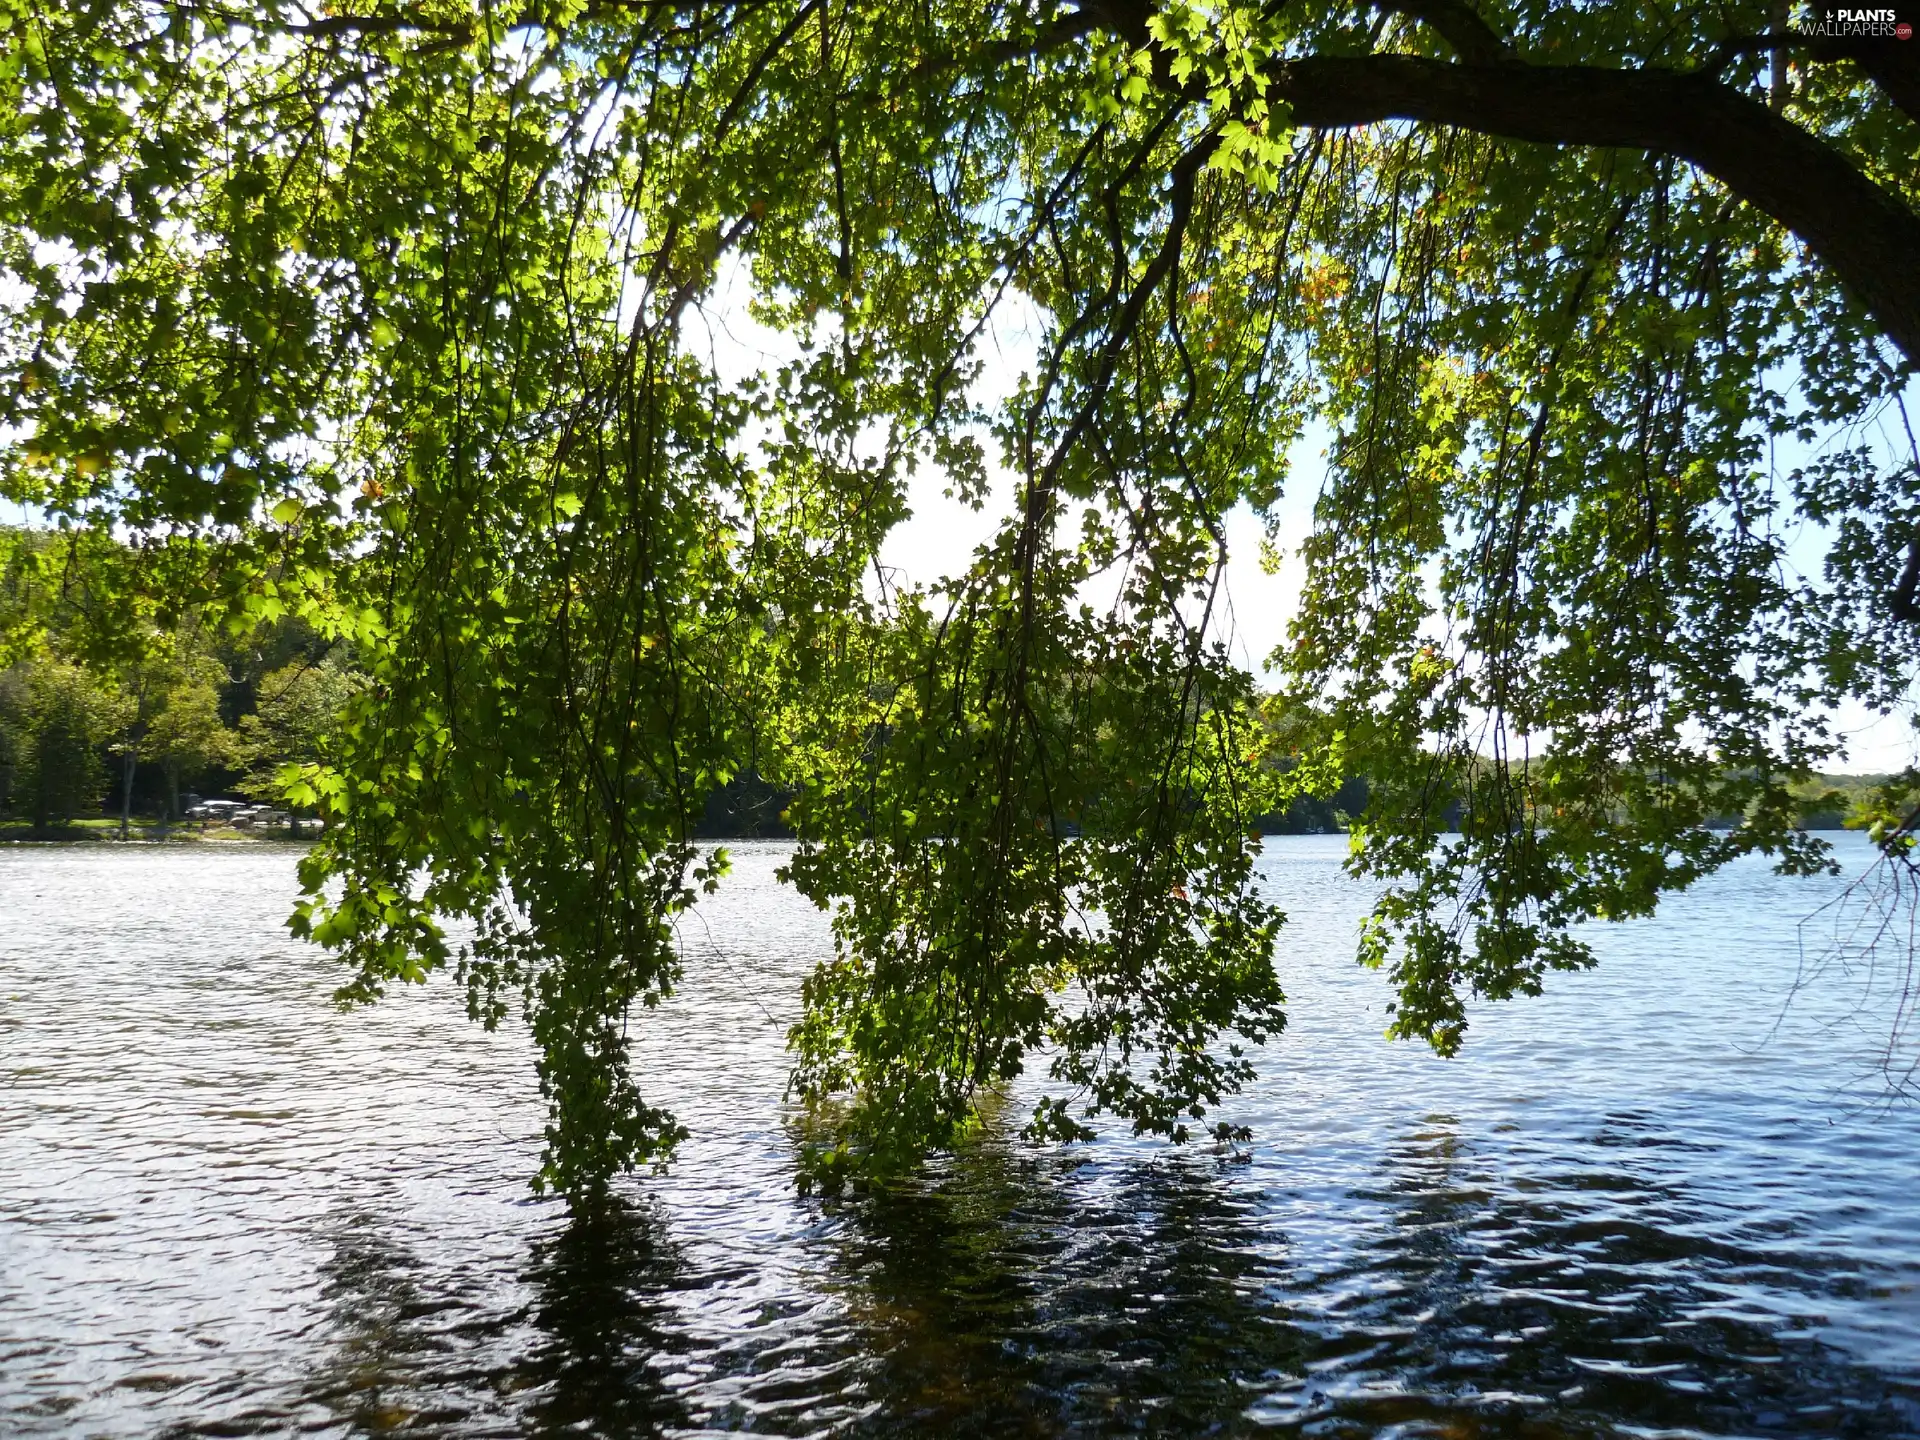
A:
2;0;1917;1199
0;665;23;812
146;652;233;818
1843;768;1920;854
1276;123;1891;1051
234;655;359;805
9;659;121;832
0;526;348;825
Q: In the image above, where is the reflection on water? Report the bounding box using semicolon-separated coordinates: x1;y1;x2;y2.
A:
308;1213;466;1435
300;1200;700;1439
2;837;1918;1437
512;1203;694;1436
814;1148;1305;1436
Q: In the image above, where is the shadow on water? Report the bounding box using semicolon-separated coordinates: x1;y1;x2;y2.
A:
504;1200;695;1438
799;1110;1920;1439
293;1200;694;1440
302;1212;457;1435
161;1122;1920;1440
811;1138;1310;1437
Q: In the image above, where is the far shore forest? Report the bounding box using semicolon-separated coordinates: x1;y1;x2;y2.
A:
1;524;1886;844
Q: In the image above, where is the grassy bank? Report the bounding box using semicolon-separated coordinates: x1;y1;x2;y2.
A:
0;818;314;844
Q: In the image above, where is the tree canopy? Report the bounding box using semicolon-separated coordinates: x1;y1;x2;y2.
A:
4;0;1917;1199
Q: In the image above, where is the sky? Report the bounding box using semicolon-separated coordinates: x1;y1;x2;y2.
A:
7;257;1914;775
690;260;1920;777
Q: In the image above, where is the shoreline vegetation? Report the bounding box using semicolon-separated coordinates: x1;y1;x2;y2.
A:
2;527;356;839
5;529;1897;846
9;797;1896;848
3;818;1893;847
0;818;311;844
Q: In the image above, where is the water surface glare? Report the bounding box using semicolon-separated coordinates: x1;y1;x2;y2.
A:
3;835;1918;1437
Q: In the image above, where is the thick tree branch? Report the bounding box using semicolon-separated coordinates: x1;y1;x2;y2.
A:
1891;534;1920;623
980;8;1106;65
1048;2;1919;361
1265;55;1920;364
1377;0;1511;63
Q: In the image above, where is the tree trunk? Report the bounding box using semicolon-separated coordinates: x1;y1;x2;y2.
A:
119;747;135;841
31;752;50;838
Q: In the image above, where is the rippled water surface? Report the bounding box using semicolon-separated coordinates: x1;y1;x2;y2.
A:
3;836;1919;1438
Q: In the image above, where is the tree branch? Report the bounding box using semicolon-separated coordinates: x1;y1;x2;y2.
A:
1264;55;1920;364
1046;2;1919;360
1376;0;1512;63
1704;30;1920;120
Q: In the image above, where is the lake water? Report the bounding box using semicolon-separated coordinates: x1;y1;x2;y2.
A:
2;835;1918;1438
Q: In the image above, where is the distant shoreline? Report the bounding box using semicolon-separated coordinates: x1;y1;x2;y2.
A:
2;820;1875;846
0;821;316;845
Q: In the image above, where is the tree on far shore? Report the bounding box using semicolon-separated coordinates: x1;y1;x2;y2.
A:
13;660;118;836
147;653;233;820
234;654;361;825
